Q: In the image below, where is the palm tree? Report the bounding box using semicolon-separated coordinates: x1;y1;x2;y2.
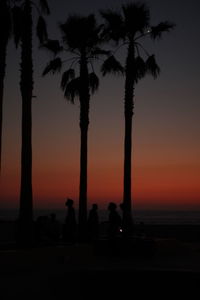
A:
42;14;108;240
12;0;49;245
101;2;175;236
0;0;12;174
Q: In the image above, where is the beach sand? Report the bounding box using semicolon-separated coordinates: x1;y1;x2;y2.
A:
1;223;200;298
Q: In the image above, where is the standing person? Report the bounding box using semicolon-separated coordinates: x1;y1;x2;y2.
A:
63;198;77;243
120;202;133;238
87;204;99;241
107;202;122;239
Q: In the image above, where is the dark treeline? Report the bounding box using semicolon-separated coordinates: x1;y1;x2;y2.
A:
0;1;174;246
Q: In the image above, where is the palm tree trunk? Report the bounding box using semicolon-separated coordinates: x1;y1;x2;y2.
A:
0;0;10;174
78;53;90;241
0;41;7;174
79;122;88;239
18;0;33;246
123;40;135;236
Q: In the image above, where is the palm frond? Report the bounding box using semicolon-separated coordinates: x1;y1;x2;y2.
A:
122;2;150;35
60;14;100;51
42;58;62;76
12;6;23;48
100;10;124;42
59;15;81;48
64;77;80;103
60;69;75;91
150;21;175;39
146;55;160;79
90;47;110;58
37;16;48;44
134;56;146;83
89;72;99;94
101;55;124;76
41;39;63;55
39;0;50;15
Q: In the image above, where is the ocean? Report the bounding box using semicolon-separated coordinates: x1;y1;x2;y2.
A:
1;208;200;225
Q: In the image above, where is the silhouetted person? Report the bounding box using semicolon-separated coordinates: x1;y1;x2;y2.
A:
107;202;122;239
87;204;99;241
120;202;134;238
63;198;77;243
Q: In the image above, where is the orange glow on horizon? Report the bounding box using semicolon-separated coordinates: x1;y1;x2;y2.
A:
1;159;200;210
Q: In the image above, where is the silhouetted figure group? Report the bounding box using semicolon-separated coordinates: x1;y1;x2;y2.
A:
62;199;124;243
63;200;100;243
34;198;135;245
32;199;157;259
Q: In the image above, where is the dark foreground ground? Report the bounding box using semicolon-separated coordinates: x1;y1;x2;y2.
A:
1;223;200;299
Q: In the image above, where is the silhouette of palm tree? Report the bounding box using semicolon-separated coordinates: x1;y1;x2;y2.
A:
42;14;108;240
101;2;175;236
12;0;49;245
0;0;12;174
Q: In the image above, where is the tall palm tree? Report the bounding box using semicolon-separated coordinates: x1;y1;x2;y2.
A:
0;0;12;174
42;14;108;240
101;2;175;236
12;0;49;245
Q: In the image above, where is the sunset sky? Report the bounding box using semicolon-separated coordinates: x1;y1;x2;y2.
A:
1;0;200;211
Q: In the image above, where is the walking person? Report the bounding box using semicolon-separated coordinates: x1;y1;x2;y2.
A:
87;203;99;241
63;198;77;243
